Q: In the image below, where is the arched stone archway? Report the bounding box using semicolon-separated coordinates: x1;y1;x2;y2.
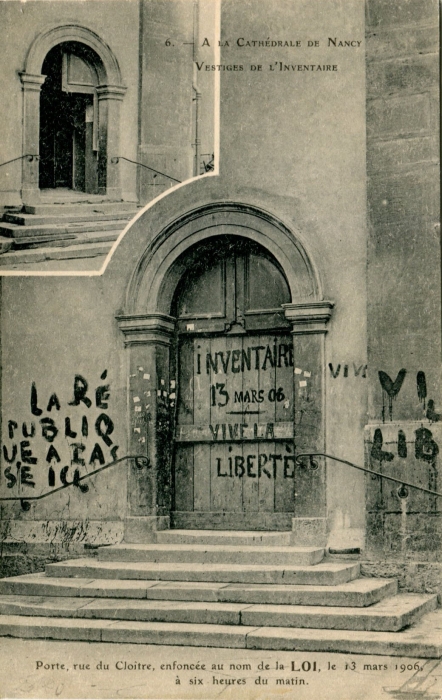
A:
20;24;126;202
117;203;334;543
124;203;323;314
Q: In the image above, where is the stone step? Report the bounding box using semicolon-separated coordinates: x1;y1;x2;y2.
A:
0;611;441;656
39;190;111;201
155;529;293;546
0;218;132;238
46;558;361;585
12;229;121;249
0;596;245;626
0;593;435;632
0;573;398;607
0;237;13;253
4;210;136;226
240;594;438;632
22;202;137;216
98;544;324;566
0;241;112;268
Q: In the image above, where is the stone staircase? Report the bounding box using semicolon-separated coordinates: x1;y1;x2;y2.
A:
0;530;441;657
0;197;138;269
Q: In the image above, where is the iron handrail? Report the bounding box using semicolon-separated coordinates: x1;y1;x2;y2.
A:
0;154;39;169
0;454;149;511
110;156;181;183
295;452;442;499
3;448;437;514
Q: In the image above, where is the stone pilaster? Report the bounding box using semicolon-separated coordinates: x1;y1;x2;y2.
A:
96;85;127;199
117;314;175;542
283;302;334;545
19;72;46;203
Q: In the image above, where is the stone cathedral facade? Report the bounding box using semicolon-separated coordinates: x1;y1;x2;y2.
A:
0;0;440;603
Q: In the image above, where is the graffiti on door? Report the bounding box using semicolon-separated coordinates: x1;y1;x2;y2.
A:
174;333;297;516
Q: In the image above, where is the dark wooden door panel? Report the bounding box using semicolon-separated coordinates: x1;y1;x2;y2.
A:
174;440;295;515
174;334;295;522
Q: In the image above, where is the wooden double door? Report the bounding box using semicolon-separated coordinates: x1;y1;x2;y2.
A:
171;237;296;530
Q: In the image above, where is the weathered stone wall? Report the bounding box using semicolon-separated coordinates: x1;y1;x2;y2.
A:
138;0;216;203
360;557;442;602
0;274;131;565
365;0;441;576
0;541;99;579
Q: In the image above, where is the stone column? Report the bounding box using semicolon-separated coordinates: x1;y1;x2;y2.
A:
96;85;126;200
283;301;334;546
19;72;46;204
117;313;175;543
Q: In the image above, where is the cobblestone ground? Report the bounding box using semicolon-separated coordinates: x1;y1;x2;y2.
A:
0;638;441;700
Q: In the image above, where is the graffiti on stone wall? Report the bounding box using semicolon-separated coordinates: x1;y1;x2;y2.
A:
367;366;441;546
328;363;440;423
370;425;439;499
426;400;441;423
377;369;440;423
416;371;427;407
2;372;119;493
371;426;439;467
328;363;367;378
378;368;407;422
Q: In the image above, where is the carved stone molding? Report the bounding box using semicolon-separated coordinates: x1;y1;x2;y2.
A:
116;313;175;346
96;84;127;101
283;301;334;334
19;73;46;92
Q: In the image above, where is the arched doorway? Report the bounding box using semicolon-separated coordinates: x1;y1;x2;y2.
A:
117;203;334;540
39;43;100;193
20;24;126;202
170;236;295;529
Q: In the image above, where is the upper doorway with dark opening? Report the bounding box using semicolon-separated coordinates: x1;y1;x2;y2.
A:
170;235;296;530
39;43;100;194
